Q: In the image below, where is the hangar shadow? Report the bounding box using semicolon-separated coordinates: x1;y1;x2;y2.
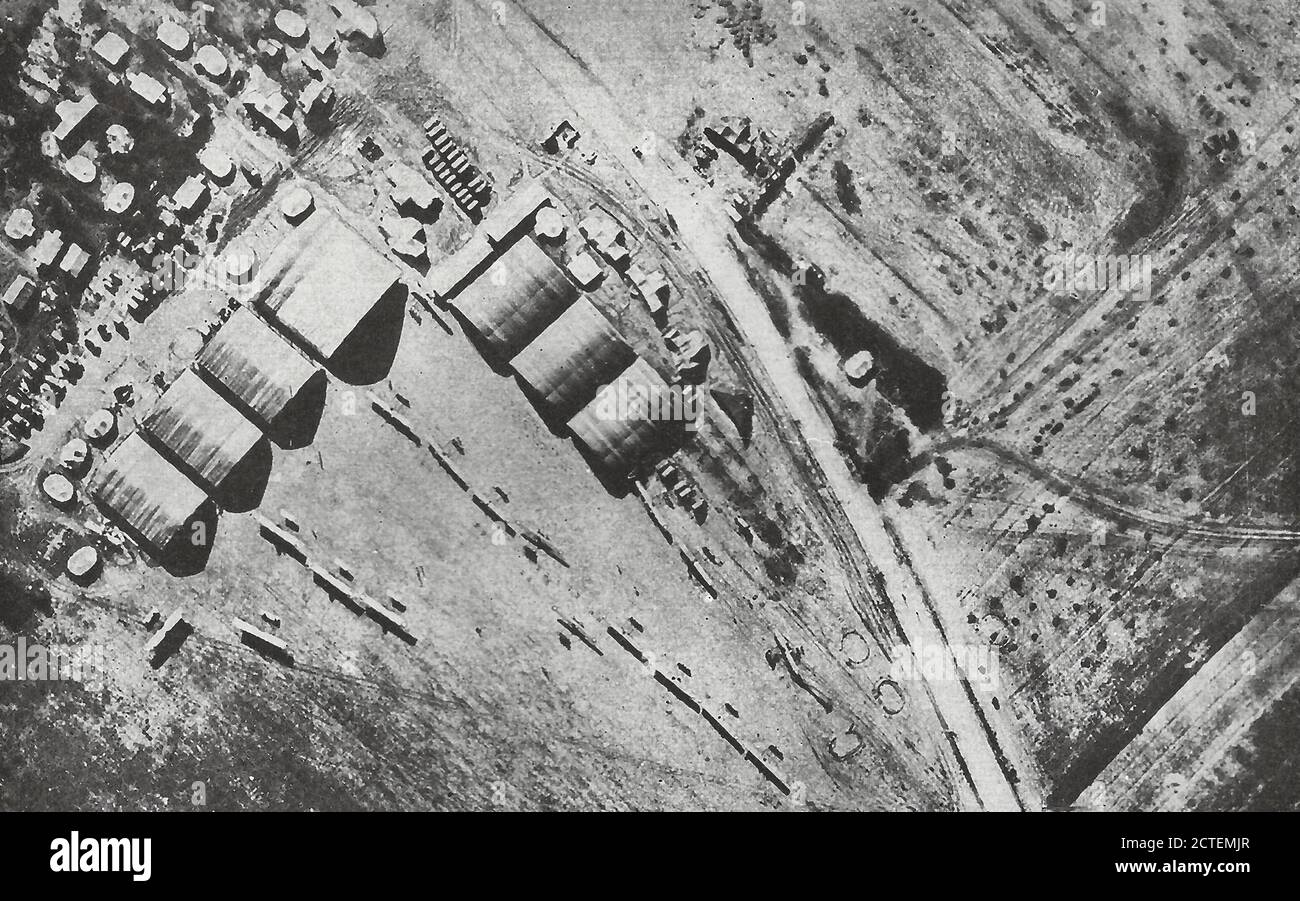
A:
97;498;220;578
328;282;408;385
267;370;328;450
214;437;273;514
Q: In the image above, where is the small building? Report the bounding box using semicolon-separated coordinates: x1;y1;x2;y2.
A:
53;93;98;149
280;186;315;223
143;610;188;661
579;211;629;268
104;182;135;214
66;545;101;581
243;89;295;139
481;178;554;246
59;437;90;475
565;251;604;289
60;243;92;278
257;38;285;63
378;214;427;262
533;206;566;243
2;275;36;312
64;155;96;184
299;79;336;118
273;9;308;41
331;0;380;42
92;32;130;69
233;617;293;662
42;472;76;506
195;45;229;81
843;350;876;384
172;174;209;217
128;72;168;109
105;123;133;154
156;19;192;57
31;230;64;270
385;162;438;219
84;408;116;444
633;268;671;313
4;208;35;244
199;147;235;184
578;212;621;247
542;119;580;153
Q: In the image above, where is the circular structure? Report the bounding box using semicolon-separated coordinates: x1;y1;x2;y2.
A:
980;613;1011;648
104;182;135;214
41;472;75;506
843;350;875;384
829;729;863;761
533;207;566;242
280;186;315;223
224;244;258;286
875;678;906;715
5;207;34;242
65;155;97;185
199;147;235;183
59;438;90;476
105;123;134;154
195;44;229;81
840;630;871;666
84;408;116;444
66;545;101;581
274;10;307;41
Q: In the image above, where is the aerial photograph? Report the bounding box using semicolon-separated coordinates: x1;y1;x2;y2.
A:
0;0;1296;825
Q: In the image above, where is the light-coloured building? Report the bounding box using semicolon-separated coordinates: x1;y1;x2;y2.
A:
53;93;97;148
128;72;168;108
2;275;36;311
157;19;191;56
92;32;130;69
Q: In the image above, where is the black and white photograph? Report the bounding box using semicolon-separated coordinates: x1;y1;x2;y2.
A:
0;0;1291;879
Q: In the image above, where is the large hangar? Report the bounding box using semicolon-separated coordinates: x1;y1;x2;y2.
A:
139;369;265;491
567;357;677;477
196;306;321;429
511;298;636;421
257;211;404;363
453;236;578;360
92;433;209;551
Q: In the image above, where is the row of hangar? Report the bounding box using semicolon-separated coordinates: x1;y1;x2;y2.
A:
91;178;678;555
431;179;681;477
92;208;402;554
